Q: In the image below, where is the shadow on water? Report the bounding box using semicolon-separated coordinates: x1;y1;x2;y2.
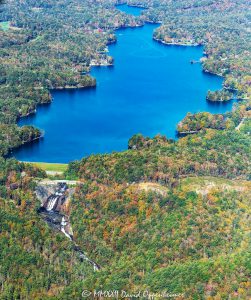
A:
9;137;42;160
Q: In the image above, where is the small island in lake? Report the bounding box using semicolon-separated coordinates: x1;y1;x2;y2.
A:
0;0;250;299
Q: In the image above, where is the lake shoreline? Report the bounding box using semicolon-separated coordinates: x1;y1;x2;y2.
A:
153;37;200;47
13;4;236;163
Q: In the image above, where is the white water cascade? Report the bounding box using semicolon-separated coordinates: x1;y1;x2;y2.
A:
46;195;58;211
61;216;73;240
36;182;100;271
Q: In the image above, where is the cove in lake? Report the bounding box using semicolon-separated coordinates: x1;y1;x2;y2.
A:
116;3;146;16
13;5;234;163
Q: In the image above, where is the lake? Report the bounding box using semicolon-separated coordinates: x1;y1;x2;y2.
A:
13;5;234;163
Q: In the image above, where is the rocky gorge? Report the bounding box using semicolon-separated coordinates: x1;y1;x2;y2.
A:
36;181;100;271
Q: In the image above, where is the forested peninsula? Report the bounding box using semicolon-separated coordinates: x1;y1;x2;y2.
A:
0;0;143;155
0;0;250;299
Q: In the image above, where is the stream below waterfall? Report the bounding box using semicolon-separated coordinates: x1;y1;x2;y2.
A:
36;182;100;271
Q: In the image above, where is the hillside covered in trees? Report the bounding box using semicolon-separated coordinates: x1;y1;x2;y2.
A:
0;0;250;299
0;0;142;154
137;0;251;100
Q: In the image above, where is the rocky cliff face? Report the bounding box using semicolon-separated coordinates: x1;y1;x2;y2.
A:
36;182;74;239
36;182;71;211
35;181;100;271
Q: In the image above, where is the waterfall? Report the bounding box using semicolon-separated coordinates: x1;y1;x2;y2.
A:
61;216;73;240
36;181;100;271
46;195;58;211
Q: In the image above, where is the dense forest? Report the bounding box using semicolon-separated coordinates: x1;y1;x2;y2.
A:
206;90;233;102
136;0;251;100
0;0;142;154
0;0;250;299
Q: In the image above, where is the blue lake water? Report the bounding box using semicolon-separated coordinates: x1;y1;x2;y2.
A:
13;5;234;163
116;4;146;16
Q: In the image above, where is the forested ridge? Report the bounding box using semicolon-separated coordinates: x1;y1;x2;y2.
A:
131;0;251;100
0;0;250;153
0;0;251;299
0;0;142;155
